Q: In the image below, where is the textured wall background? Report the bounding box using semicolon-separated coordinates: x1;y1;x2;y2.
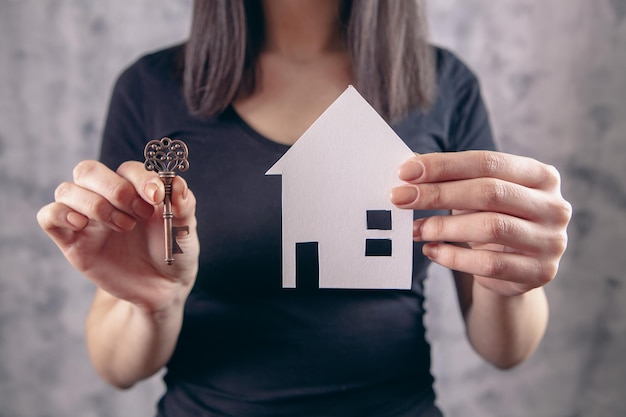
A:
1;1;624;416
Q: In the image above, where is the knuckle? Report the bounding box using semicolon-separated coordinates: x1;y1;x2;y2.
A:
422;184;444;208
54;182;72;201
435;157;453;180
558;199;573;224
116;160;140;176
548;230;569;256
88;196;113;221
485;255;508;278
72;160;98;182
549;197;573;225
439;244;458;268
107;180;132;204
481;179;507;206
431;185;445;207
486;215;511;241
423;216;445;239
541;164;561;188
537;261;558;285
478;152;505;177
556;232;569;254
116;160;133;172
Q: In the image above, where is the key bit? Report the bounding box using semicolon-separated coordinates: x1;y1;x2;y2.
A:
144;137;190;265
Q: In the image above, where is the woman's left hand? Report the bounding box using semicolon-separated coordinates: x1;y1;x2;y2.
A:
391;151;572;297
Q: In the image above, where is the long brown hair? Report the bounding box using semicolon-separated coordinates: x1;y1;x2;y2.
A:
184;0;436;123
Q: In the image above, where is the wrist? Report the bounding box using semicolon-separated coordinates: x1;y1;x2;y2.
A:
130;279;192;324
473;273;539;298
472;280;547;315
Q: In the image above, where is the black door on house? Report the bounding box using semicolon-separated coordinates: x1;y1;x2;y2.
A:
295;242;319;290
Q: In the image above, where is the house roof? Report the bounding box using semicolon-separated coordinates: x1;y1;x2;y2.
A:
265;86;414;177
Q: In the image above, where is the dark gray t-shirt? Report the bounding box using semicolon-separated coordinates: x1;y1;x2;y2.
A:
100;44;495;417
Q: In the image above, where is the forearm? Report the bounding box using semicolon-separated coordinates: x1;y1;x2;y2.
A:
454;271;549;369
85;289;185;388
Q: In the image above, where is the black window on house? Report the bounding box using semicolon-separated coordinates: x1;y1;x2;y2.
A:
365;210;392;256
365;238;392;256
367;210;392;230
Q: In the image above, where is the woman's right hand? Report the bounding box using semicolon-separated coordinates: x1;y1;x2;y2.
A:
37;160;199;314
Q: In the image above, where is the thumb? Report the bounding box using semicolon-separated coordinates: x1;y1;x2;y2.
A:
163;175;199;268
170;175;196;222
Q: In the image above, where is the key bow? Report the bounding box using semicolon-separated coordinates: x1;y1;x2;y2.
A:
144;137;189;174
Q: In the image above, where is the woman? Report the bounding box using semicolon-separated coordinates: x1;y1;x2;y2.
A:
37;1;571;416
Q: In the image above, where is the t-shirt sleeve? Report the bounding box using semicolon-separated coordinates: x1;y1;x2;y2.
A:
447;74;497;152
434;47;497;153
98;63;147;170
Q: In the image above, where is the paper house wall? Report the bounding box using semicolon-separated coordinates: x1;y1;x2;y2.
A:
266;86;415;289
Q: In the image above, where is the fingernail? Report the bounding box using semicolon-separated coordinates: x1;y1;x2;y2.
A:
67;212;88;229
423;243;439;260
398;160;425;182
111;211;136;231
182;185;189;201
413;218;425;240
391;186;418;205
144;182;159;203
132;198;153;220
180;178;189;201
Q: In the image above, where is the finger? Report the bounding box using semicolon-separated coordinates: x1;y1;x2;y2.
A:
413;212;563;254
117;161;196;220
423;242;555;287
392;177;559;221
118;162;196;221
37;202;89;246
73;160;155;219
170;175;196;222
118;161;198;257
54;181;137;232
115;160;166;206
116;161;198;252
399;151;561;190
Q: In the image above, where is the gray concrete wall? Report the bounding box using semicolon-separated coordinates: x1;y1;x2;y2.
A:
1;1;624;416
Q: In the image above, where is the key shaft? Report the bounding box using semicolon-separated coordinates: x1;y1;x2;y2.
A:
160;172;175;265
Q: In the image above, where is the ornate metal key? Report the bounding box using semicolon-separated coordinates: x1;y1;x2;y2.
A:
144;137;190;265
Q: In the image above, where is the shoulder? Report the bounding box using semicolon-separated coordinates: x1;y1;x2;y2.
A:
430;47;488;124
101;43;189;165
113;43;185;95
132;43;184;76
432;47;496;151
393;47;494;153
433;46;481;92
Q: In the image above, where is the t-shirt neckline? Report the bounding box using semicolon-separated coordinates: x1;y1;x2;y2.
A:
225;105;292;152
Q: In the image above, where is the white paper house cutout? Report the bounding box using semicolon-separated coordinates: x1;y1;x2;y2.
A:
266;86;415;289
